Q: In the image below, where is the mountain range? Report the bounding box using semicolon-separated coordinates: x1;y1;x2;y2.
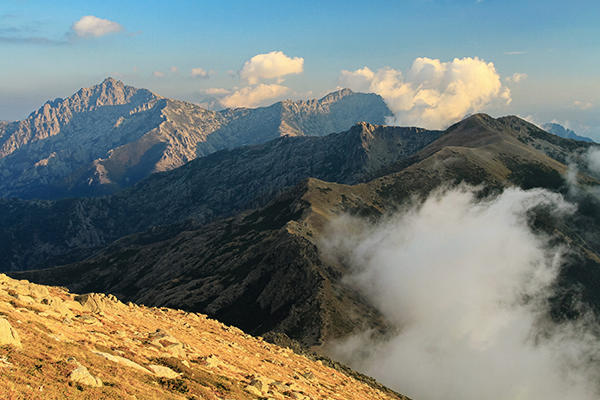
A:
7;109;600;350
0;78;390;199
2;79;600;389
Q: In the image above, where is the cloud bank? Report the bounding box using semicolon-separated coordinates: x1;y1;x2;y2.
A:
70;16;124;38
322;185;600;400
220;83;291;108
200;88;231;95
339;57;511;129
239;51;304;85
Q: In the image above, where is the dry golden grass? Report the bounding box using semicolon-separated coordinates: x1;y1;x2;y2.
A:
0;275;408;400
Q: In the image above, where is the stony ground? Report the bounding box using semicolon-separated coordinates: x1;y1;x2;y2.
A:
0;274;409;399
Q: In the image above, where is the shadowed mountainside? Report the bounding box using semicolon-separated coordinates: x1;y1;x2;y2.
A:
11;114;600;348
0;123;442;272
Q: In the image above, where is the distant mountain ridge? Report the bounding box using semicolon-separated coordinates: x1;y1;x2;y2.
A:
542;122;595;143
0;78;391;199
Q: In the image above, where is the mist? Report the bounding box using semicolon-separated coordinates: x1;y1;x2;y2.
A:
321;185;600;400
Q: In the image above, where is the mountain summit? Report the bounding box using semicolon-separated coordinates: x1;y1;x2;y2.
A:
0;80;390;199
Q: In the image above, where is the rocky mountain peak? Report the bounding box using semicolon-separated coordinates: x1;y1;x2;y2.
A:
318;88;355;105
542;122;595;143
68;77;158;112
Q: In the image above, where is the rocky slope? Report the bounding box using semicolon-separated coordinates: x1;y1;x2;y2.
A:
0;123;442;272
0;79;390;199
0;274;409;399
11;114;600;348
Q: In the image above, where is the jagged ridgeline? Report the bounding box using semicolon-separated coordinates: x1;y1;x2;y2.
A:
0;121;442;272
0;78;391;199
8;114;600;348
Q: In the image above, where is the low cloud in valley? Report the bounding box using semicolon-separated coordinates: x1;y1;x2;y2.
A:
321;185;600;400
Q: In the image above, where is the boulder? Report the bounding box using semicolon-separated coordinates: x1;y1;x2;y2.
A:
92;351;153;374
74;293;108;313
148;365;180;379
0;318;22;348
69;365;103;387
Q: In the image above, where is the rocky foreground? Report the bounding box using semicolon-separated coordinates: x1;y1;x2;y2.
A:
0;274;408;399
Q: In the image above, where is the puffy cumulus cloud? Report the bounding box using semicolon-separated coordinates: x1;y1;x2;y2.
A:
337;67;375;92
338;57;511;129
506;72;528;83
220;84;291;108
151;71;164;77
190;68;209;79
239;51;304;85
321;185;600;400
70;16;124;38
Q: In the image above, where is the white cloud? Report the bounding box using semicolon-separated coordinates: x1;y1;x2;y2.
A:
506;72;528;83
220;84;291;108
70;15;124;38
190;68;210;79
239;51;304;85
151;71;164;77
170;66;179;73
200;88;231;95
338;67;375;91
574;100;594;110
322;185;600;400
339;57;511;130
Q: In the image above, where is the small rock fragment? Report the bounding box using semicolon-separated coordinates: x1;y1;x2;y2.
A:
301;371;315;380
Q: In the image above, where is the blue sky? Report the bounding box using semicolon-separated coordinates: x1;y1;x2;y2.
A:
1;0;599;137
